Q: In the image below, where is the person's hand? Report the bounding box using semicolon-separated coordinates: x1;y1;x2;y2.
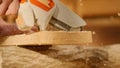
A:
0;0;39;36
0;0;23;36
0;17;23;36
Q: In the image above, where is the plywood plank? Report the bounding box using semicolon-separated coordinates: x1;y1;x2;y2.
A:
0;31;92;46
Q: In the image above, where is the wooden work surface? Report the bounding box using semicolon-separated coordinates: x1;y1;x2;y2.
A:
0;31;92;46
0;46;75;68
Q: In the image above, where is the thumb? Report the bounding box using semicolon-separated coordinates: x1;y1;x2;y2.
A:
6;0;20;15
0;0;13;15
5;0;20;23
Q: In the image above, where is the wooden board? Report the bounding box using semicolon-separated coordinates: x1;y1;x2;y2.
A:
0;31;92;46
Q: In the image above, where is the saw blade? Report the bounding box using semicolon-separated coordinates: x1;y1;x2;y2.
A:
53;0;86;28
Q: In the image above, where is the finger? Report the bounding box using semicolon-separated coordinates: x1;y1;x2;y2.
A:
0;16;5;24
5;0;20;24
23;26;39;34
6;0;20;15
0;0;2;4
31;25;39;32
0;0;13;15
0;18;23;36
0;24;23;36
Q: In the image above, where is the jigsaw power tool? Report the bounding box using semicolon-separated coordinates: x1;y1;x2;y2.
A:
0;0;92;46
16;0;86;31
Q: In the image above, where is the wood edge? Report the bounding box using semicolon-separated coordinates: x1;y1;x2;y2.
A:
0;31;92;46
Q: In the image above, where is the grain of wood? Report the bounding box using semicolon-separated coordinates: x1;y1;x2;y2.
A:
0;31;92;46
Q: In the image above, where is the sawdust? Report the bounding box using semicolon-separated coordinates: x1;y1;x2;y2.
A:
0;44;119;68
23;44;120;68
